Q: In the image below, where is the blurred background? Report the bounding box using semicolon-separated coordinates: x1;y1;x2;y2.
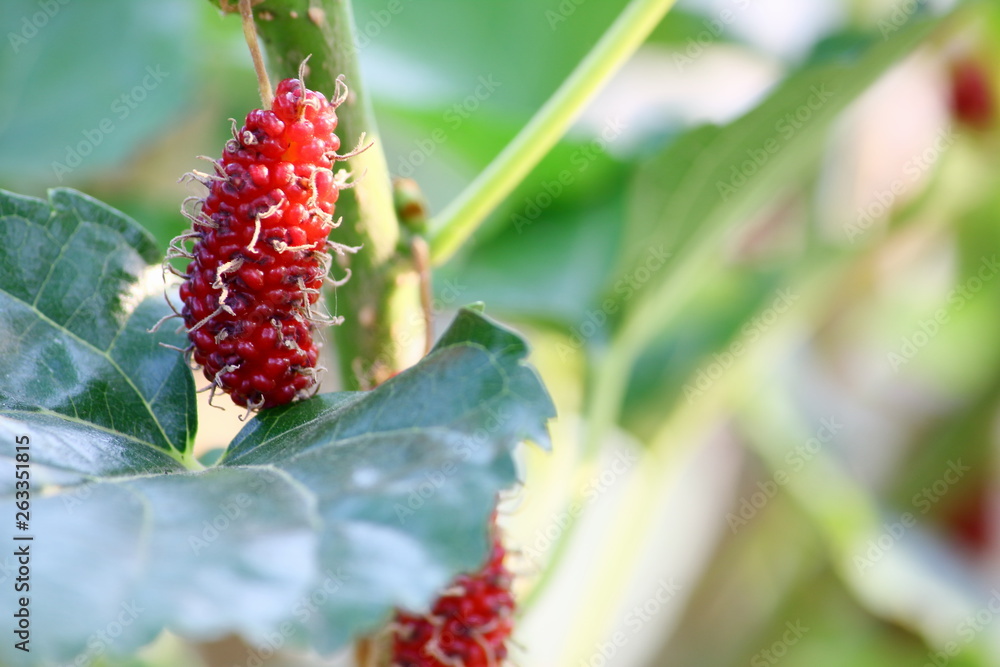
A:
2;0;999;665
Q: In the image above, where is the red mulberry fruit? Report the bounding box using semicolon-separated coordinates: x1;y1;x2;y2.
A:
950;58;994;130
392;522;515;666
170;76;363;410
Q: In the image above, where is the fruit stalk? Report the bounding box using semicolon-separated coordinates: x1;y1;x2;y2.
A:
427;0;678;265
247;0;425;389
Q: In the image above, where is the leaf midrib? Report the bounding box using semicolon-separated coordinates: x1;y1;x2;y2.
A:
223;342;522;465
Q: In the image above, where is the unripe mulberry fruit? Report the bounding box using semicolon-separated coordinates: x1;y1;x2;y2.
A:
169;76;364;411
391;522;515;666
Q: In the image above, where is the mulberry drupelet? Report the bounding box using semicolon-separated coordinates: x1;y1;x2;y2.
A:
392;524;516;666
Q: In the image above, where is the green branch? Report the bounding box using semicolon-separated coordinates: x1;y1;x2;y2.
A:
427;0;678;265
247;0;426;389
